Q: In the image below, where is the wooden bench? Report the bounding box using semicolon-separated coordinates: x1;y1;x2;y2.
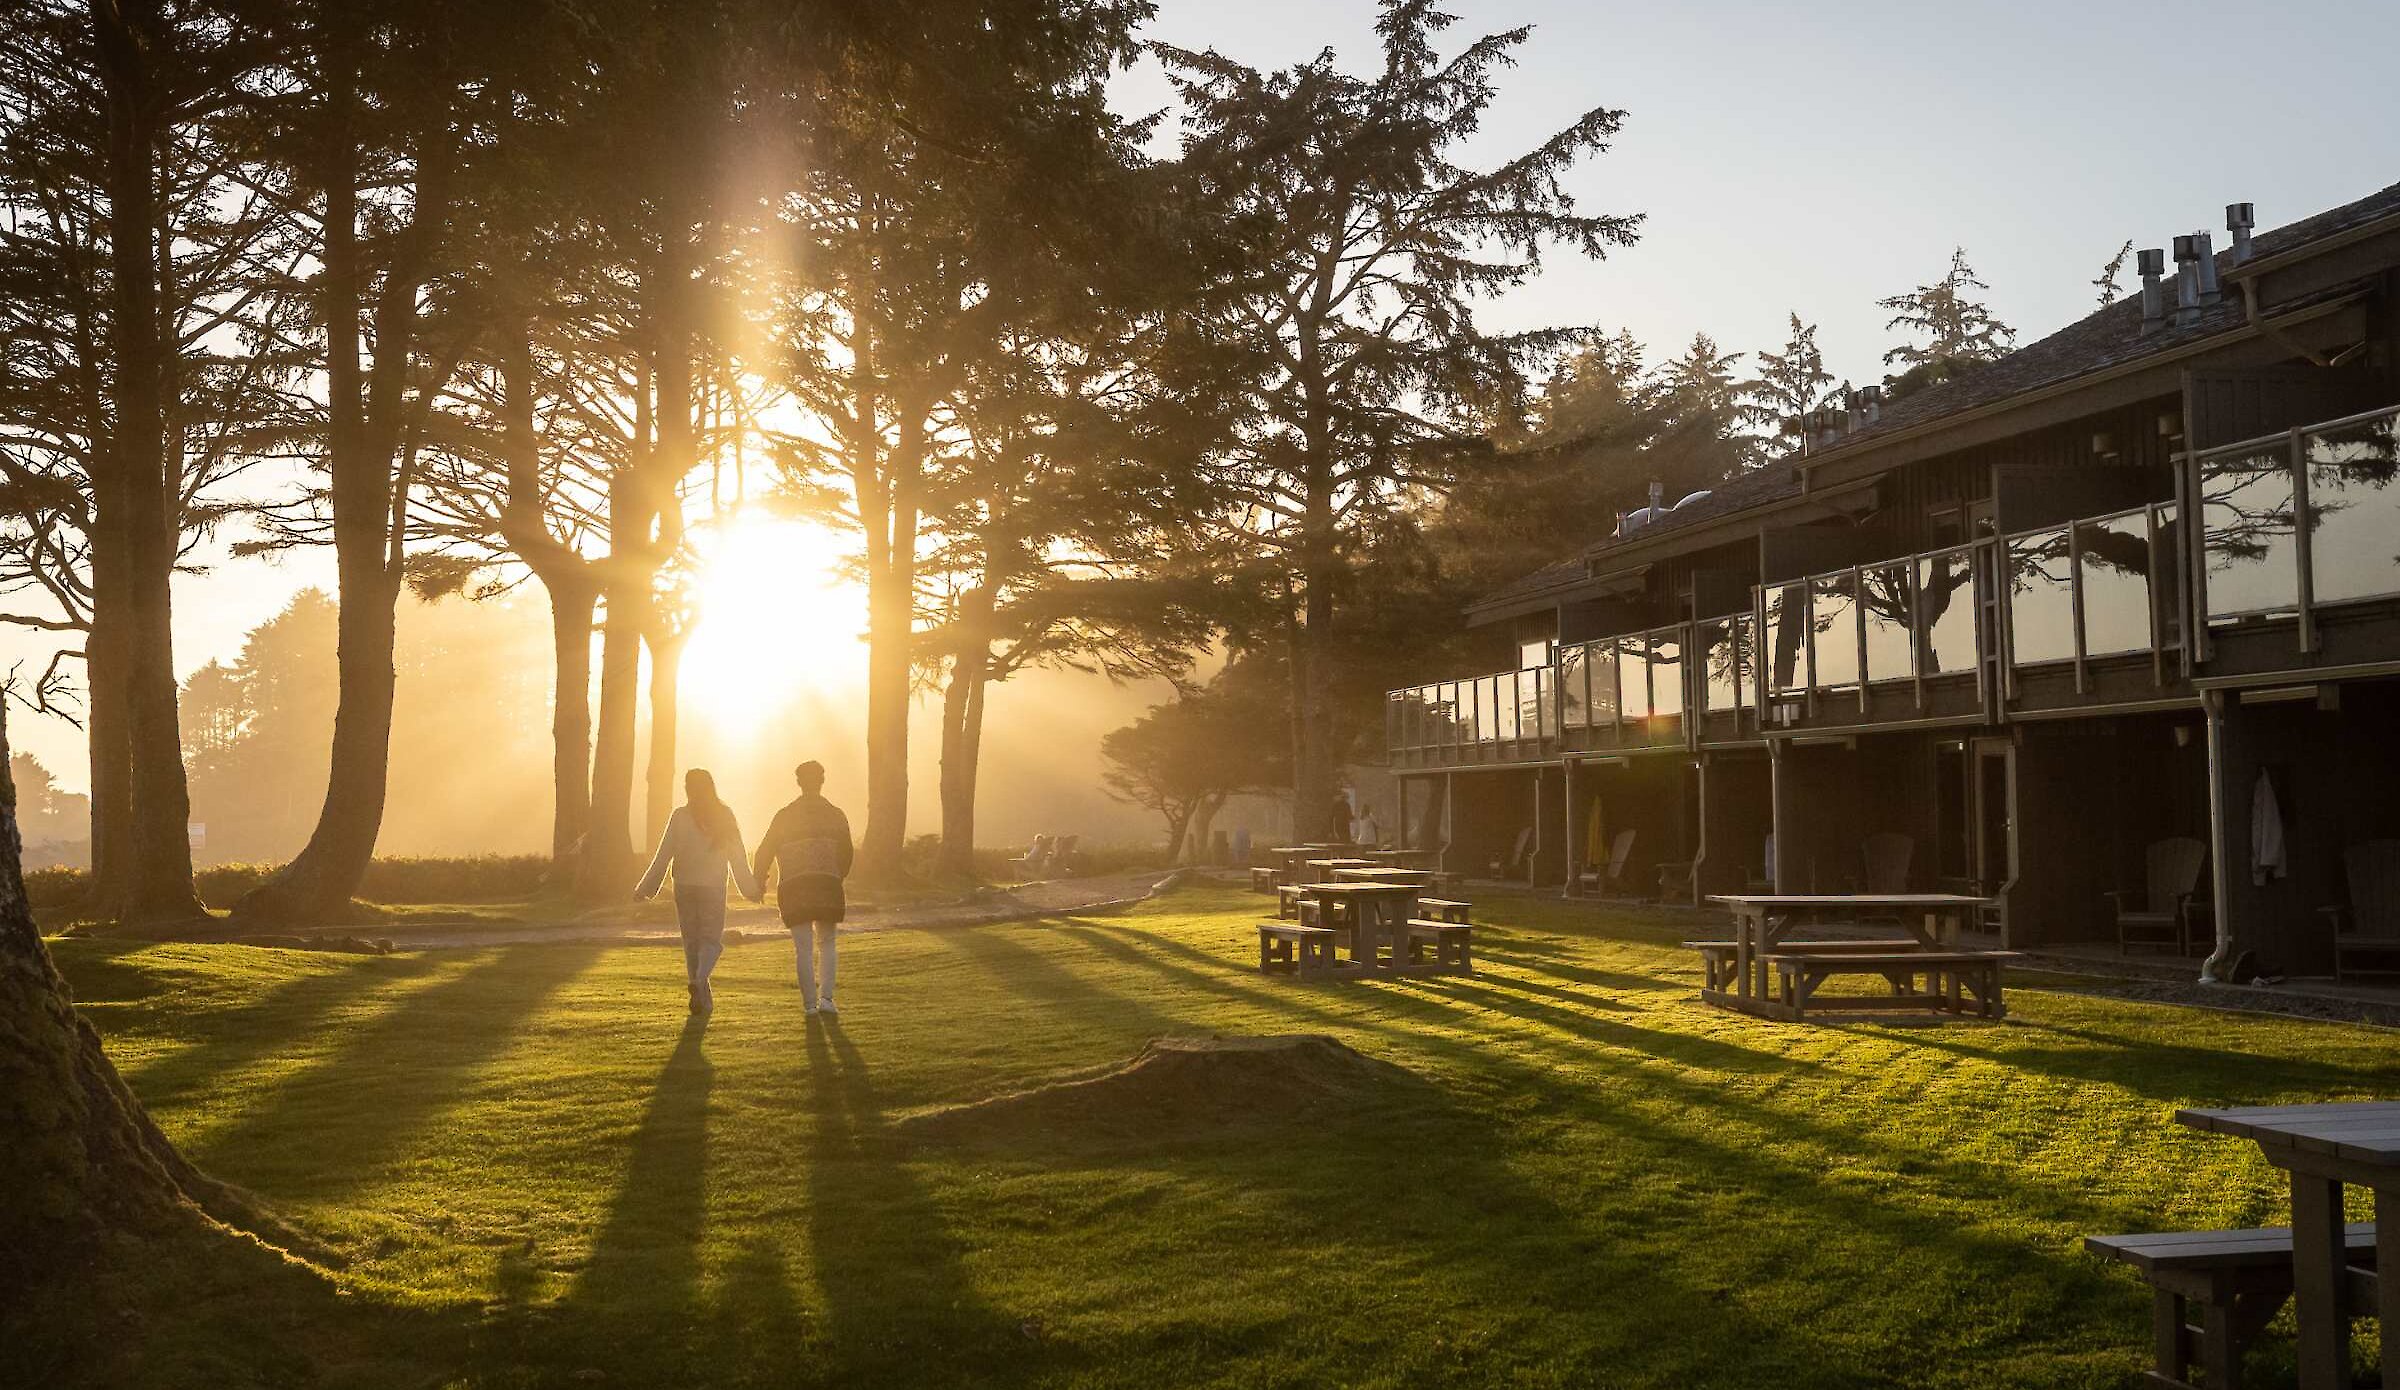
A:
1682;939;1922;994
1760;949;2018;1020
1249;866;1281;893
1257;923;1337;978
1405;919;1473;972
1416;897;1472;924
2085;1224;2378;1389
1276;884;1306;920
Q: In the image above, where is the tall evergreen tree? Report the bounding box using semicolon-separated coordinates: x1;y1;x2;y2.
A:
1880;247;2015;399
1162;0;1638;842
1740;311;1838;453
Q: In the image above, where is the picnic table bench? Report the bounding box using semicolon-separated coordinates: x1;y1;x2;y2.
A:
1682;937;1924;994
1416;897;1472;923
1256;922;1337;978
1254;882;1472;980
1699;894;2001;1022
2086;1224;2379;1390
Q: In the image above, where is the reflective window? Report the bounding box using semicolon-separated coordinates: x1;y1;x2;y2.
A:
1560;646;1588;729
2076;512;2153;657
1917;549;1978;675
1861;562;1914;684
1647;630;1683;722
1492;675;1518;741
2152;504;2184;650
1701;619;1738;714
2201;448;2299;619
1587;640;1621;728
2008;527;2076;666
2306;413;2400;607
1765;583;1808;694
1527;668;1555;739
1810;572;1860;690
1737;616;1761;712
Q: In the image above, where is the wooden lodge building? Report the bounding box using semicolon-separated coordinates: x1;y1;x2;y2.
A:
1386;180;2400;980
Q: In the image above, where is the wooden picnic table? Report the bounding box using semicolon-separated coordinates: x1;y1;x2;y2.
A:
2176;1102;2400;1388
1262;845;1350;883
1293;881;1420;970
1304;858;1380;877
1702;893;1994;1019
1362;848;1440;869
1333;866;1434;888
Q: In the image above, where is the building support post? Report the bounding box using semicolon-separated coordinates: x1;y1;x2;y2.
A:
1561;759;1583;897
1769;739;1799;893
2200;689;2237;982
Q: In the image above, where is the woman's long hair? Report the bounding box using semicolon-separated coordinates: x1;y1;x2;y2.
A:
685;769;738;851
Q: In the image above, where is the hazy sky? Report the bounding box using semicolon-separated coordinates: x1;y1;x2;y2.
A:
9;0;2397;804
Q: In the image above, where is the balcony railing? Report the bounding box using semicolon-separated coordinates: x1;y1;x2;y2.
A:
1384;402;2400;762
2192;403;2400;653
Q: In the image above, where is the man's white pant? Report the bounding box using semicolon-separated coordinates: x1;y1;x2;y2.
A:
790;922;838;1006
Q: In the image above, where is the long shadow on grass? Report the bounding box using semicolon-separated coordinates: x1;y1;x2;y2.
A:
512;1018;714;1381
941;922;1195;1039
802;1019;1021;1382
118;952;443;1103
1886;1013;2400;1106
185;944;603;1194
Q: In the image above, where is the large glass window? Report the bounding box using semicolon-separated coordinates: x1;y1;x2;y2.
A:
2076;512;2154;657
1527;667;1555;739
2305;412;2400;607
1765;583;1807;694
1646;630;1683;722
2007;527;2076;666
1736;615;1760;712
1861;562;1914;684
1588;641;1621;729
1917;549;1978;675
1810;572;1860;691
2151;504;2184;651
1492;674;1519;741
1701;619;1738;714
2201;447;2299;620
1560;646;1588;729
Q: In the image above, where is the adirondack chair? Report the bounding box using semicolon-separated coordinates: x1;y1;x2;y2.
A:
1009;835;1056;877
2326;839;2400;980
1861;833;1915;895
1496;825;1534;881
1576;828;1637;895
2107;837;2207;955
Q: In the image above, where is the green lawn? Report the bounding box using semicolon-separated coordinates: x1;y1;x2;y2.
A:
45;885;2398;1388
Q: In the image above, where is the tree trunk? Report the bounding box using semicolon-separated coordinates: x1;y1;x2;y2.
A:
1186;792;1226;867
545;577;595;867
935;636;988;879
643;629;683;845
1289;553;1340;844
580;595;643;899
93;0;204;927
83;568;131;910
233;69;421;925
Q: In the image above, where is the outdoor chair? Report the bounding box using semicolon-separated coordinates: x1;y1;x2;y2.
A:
1861;832;1914;895
2323;839;2400;980
1009;835;1055;878
1492;826;1534;881
1577;829;1636;895
2107;836;2206;956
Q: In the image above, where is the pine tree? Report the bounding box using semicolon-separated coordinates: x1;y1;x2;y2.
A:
2093;239;2135;308
1741;312;1838;451
1880;248;2016;398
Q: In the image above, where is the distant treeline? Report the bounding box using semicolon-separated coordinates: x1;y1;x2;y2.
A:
25;856;554;911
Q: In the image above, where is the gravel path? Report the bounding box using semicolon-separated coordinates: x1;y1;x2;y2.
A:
341;869;1185;950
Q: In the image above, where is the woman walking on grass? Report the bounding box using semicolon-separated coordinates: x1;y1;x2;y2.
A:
636;769;762;1014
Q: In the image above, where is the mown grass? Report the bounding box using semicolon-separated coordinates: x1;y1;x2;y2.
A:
45;884;2398;1388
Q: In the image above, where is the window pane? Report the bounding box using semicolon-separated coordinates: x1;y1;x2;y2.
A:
1765;583;1807;694
2008;527;2076;666
1738;616;1760;712
1493;675;1518;741
1560;646;1588;729
2076;513;2153;657
2152;504;2184;650
1917;550;1978;675
1862;563;1914;684
2306;412;2400;606
1529;668;1556;739
1810;572;1860;690
1701;619;1738;714
1589;641;1621;727
1647;630;1683;721
1444;683;1463;747
2201;448;2299;619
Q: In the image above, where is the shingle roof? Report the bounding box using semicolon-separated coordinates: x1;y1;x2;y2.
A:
1466;177;2400;617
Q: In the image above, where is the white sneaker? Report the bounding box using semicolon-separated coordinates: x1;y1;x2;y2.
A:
817;999;838;1015
802;1003;819;1016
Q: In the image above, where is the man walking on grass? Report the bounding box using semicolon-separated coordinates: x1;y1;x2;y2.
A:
753;760;854;1016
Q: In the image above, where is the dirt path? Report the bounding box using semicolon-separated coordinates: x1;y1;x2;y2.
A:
347;869;1186;950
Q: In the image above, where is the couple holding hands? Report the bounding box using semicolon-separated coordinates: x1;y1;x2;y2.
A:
636;759;852;1016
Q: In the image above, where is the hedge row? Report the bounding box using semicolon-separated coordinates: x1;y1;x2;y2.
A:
25;854;555;910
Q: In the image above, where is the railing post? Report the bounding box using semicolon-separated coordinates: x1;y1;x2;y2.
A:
1852;566;1870;717
2184;444;2211;669
2146;506;2168;689
2068;522;2089;696
2289;426;2317;654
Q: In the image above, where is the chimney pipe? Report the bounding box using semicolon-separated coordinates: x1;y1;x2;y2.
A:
1861;384;1882;425
1648;478;1665;512
2138;248;2166;332
2172;235;2202;329
2194;230;2220;304
2226;202;2255;264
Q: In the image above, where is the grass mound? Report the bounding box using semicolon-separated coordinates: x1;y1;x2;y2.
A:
900;1033;1417;1147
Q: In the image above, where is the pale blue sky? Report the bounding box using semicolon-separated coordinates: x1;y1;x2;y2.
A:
11;0;2397;792
1117;0;2400;381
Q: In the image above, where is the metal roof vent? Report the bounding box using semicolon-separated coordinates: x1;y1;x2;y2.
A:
2172;235;2203;329
2226;202;2256;264
2138;248;2167;333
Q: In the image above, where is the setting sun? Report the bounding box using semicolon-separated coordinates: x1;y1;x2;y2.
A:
678;515;862;727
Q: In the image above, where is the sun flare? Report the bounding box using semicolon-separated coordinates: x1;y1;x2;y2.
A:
679;515;861;728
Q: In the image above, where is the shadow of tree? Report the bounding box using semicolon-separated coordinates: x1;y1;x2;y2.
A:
186;944;603;1195
119;952;444;1102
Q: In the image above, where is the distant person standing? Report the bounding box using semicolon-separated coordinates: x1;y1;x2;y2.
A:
635;769;761;1015
753;760;854;1016
1352;803;1381;850
1329;791;1354;845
